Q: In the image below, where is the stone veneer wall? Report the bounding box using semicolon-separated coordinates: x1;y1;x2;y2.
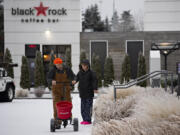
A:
80;31;180;80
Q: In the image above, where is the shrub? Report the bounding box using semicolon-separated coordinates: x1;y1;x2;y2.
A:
65;48;72;68
4;48;14;78
104;57;114;86
92;87;180;135
34;86;45;98
91;54;102;87
120;54;131;84
34;51;45;87
20;56;30;89
137;52;147;87
49;50;55;71
161;78;178;88
15;89;29;98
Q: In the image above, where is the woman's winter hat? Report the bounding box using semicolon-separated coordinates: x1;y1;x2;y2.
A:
54;58;63;64
81;59;90;65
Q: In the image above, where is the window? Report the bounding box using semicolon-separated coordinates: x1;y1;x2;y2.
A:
0;70;2;77
25;44;40;58
126;40;144;79
90;40;108;77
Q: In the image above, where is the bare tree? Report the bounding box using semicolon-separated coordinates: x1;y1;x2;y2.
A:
111;10;136;32
111;11;121;32
104;17;110;32
134;10;144;31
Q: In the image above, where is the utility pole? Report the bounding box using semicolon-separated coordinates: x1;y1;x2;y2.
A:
112;0;116;32
113;0;115;14
98;0;102;15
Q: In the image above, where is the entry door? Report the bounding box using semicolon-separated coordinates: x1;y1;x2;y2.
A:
90;41;107;78
25;44;40;87
127;41;143;79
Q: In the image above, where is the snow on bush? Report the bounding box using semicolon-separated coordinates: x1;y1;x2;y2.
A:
93;86;144;124
92;87;180;135
93;93;136;124
34;88;45;98
15;89;29;97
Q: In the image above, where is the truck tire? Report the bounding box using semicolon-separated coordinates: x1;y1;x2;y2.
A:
3;85;15;102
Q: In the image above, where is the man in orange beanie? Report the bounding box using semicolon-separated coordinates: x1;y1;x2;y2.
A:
47;58;75;127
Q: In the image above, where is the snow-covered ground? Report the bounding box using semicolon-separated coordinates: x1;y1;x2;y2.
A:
0;94;92;135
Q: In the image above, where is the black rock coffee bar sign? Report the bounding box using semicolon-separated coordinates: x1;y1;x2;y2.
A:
11;2;68;23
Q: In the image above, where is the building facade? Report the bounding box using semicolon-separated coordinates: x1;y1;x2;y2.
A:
144;0;180;31
4;0;81;87
81;32;180;80
4;0;180;88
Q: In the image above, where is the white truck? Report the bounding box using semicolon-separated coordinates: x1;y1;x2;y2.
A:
0;63;17;102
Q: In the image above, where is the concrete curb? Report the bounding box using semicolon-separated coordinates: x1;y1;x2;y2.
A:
15;98;52;100
15;92;79;100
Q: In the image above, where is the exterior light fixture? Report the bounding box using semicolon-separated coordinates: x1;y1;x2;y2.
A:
45;30;52;39
43;54;50;61
151;42;179;51
151;42;180;70
45;30;50;35
43;54;48;59
163;50;168;54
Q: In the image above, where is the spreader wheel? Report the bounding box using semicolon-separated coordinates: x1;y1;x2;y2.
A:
50;118;55;132
73;118;79;131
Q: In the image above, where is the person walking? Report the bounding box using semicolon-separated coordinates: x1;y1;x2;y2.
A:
47;58;75;124
72;59;98;125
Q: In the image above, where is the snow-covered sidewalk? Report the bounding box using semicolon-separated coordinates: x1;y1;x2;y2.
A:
0;94;92;135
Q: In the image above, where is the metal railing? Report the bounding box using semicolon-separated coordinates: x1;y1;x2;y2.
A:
113;70;174;101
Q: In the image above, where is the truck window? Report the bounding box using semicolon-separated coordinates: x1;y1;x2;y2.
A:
0;70;2;77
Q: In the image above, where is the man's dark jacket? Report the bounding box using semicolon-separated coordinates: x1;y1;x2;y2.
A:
76;60;98;98
47;65;75;86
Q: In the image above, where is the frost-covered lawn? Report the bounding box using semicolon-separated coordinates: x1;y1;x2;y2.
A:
0;94;92;135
